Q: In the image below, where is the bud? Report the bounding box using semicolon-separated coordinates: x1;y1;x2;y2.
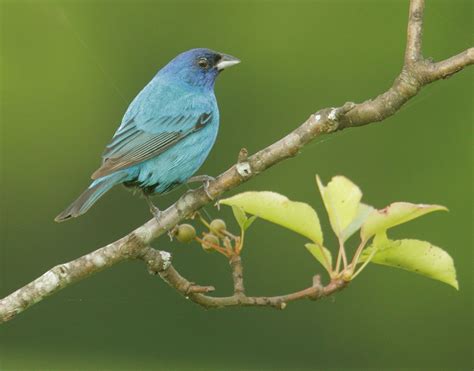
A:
210;219;227;235
201;234;220;252
342;271;353;282
175;224;196;243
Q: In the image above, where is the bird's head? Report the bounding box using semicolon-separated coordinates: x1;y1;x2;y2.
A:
159;48;240;90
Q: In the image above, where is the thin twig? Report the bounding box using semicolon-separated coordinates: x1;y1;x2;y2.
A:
229;255;245;295
153;250;347;310
405;0;424;65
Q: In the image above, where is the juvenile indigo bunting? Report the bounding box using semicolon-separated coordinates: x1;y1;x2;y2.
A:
55;48;240;222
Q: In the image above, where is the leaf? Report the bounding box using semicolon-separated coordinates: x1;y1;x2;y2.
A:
317;175;363;239
340;203;374;242
305;243;333;273
231;205;247;230
243;215;257;231
360;238;458;289
361;202;448;241
220;191;323;244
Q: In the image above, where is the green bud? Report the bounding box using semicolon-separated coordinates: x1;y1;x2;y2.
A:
201;234;220;252
210;219;227;234
175;224;196;243
342;271;353;282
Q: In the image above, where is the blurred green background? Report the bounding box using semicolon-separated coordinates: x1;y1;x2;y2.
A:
1;0;472;369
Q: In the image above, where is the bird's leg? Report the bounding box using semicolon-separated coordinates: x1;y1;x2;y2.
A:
145;197;174;239
145;195;161;222
187;175;215;200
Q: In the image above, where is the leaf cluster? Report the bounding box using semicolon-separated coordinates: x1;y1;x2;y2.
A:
218;176;457;289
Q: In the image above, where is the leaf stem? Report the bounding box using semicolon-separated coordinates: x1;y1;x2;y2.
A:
237;231;245;254
351;248;377;279
196;212;211;229
221;229;239;241
335;247;342;273
195;237;231;257
350;239;369;273
315;242;333;276
335;238;348;274
340;238;348;270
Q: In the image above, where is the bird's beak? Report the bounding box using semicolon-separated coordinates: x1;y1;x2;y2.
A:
216;53;241;71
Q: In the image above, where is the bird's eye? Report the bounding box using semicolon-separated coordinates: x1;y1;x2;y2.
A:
197;57;209;69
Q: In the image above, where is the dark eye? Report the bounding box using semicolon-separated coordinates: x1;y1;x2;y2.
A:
197;57;209;69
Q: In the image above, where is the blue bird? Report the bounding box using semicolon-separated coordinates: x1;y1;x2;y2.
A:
55;48;240;222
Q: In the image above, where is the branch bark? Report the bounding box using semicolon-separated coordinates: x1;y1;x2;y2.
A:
405;0;424;66
1;0;473;323
142;248;346;310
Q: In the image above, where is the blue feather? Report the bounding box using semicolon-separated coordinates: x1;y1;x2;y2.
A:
56;48;240;222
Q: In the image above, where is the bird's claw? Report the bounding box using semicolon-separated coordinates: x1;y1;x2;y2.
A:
150;205;162;222
203;179;214;200
145;196;162;222
187;175;216;200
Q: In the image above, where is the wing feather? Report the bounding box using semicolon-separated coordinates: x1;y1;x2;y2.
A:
91;112;212;179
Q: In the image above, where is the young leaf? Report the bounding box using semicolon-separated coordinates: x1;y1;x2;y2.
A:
316;175;363;239
305;243;333;273
361;202;448;241
340;203;374;242
243;215;257;231
231;205;248;230
360;238;458;289
220;191;323;244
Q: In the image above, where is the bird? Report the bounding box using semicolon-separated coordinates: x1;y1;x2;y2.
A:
55;48;240;222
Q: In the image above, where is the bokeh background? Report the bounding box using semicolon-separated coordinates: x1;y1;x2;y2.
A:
1;0;472;369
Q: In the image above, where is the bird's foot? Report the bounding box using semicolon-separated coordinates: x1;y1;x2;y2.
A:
145;196;161;222
150;205;161;221
187;175;216;200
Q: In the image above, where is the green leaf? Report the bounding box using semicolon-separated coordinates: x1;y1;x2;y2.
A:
361;202;448;241
243;215;257;231
317;175;363;239
340;203;374;242
220;191;323;244
231;205;248;230
360;238;458;289
305;243;333;273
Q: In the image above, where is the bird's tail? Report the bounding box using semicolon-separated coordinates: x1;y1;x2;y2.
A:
55;173;126;222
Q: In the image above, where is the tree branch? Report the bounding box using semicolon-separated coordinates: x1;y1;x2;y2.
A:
1;0;473;323
229;256;246;295
405;0;424;65
426;48;474;81
140;247;346;309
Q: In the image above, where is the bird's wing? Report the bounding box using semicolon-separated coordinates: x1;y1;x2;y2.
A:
90;111;213;179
